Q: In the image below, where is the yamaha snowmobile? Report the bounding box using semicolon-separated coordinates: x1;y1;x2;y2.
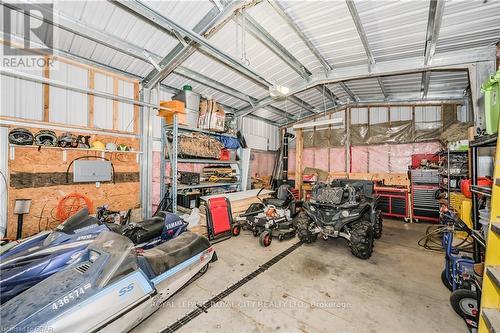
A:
1;230;216;333
0;208;187;304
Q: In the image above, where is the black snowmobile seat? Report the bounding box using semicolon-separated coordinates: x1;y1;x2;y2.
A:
122;216;165;244
140;232;210;276
263;198;288;208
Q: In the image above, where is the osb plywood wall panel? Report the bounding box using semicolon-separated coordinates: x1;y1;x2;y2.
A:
7;126;140;238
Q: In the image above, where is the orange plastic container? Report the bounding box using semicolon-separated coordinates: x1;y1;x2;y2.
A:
158;100;186;125
220;149;230;161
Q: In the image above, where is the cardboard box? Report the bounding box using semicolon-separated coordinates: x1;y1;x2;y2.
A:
199;99;225;132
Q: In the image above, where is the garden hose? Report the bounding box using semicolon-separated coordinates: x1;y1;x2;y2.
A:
417;225;473;253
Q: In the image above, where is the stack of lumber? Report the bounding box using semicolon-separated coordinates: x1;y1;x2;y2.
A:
251;175;272;189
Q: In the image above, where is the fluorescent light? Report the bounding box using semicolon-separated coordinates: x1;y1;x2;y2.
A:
269;85;290;97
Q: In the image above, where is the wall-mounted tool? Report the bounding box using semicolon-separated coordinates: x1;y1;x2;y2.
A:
14;199;31;240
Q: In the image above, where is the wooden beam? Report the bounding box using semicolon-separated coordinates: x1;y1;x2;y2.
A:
52;55;137;83
346;107;351;172
43;55;50;122
134;82;140;134
412;105;416;140
113;78;119;130
88;69;95;128
295;129;304;199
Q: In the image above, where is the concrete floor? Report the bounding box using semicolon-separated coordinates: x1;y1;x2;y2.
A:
133;219;466;333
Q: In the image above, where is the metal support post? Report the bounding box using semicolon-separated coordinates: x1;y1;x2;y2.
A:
171;115;179;214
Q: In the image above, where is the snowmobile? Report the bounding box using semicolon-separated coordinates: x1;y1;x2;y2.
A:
0;208;187;304
238;185;298;247
294;179;383;259
1;230;216;333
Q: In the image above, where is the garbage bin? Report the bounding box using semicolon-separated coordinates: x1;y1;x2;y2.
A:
481;69;500;135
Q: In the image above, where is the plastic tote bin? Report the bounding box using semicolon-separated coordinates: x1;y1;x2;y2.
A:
481;69;500;135
173;89;201;112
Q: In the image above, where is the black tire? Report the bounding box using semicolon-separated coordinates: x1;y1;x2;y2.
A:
441;269;453;291
259;230;272;247
199;263;209;275
252;229;259;237
294;212;317;243
231;224;241;237
373;210;383;239
450;289;478;322
349;221;374;259
278;233;284;241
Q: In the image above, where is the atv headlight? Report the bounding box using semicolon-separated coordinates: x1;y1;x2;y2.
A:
341;210;349;217
310;205;315;211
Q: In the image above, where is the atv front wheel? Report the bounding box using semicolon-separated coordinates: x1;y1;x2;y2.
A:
259;230;272;247
294;212;317;243
373;210;383;239
349;221;374;259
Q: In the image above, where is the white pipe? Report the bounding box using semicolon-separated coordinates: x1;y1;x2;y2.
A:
292;118;343;130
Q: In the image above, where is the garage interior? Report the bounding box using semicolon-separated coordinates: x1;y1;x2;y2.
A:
0;1;499;333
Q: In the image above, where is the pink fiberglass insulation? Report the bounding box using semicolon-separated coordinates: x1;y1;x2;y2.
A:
351;146;369;173
368;145;390;173
329;147;346;172
314;148;330;171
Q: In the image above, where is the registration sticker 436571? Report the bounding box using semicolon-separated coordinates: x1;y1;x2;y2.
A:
51;283;91;310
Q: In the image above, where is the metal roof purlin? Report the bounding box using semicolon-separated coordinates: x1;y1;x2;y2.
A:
3;1;156;63
115;0;273;86
345;0;386;100
114;0;315;120
172;67;296;120
267;0;332;72
339;82;359;102
237;12;328;113
267;0;341;107
235;46;495;116
421;0;445;99
2;30;282;126
141;2;240;88
240;13;311;79
5;0;291;122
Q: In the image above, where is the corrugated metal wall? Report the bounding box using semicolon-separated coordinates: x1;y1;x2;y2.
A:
94;72;114;130
49;60;88;126
117;80;135;132
241;117;280;151
1;67;44;120
350;105;445;127
1;61;137;133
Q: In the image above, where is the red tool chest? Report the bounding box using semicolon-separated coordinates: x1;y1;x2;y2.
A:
374;186;410;221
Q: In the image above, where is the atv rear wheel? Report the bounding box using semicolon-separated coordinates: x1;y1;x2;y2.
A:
294;212;317;243
259;230;272;247
349;221;374;259
373;210;383;239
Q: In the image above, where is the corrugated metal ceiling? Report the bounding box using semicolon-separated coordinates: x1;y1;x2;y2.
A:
2;0;498;124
